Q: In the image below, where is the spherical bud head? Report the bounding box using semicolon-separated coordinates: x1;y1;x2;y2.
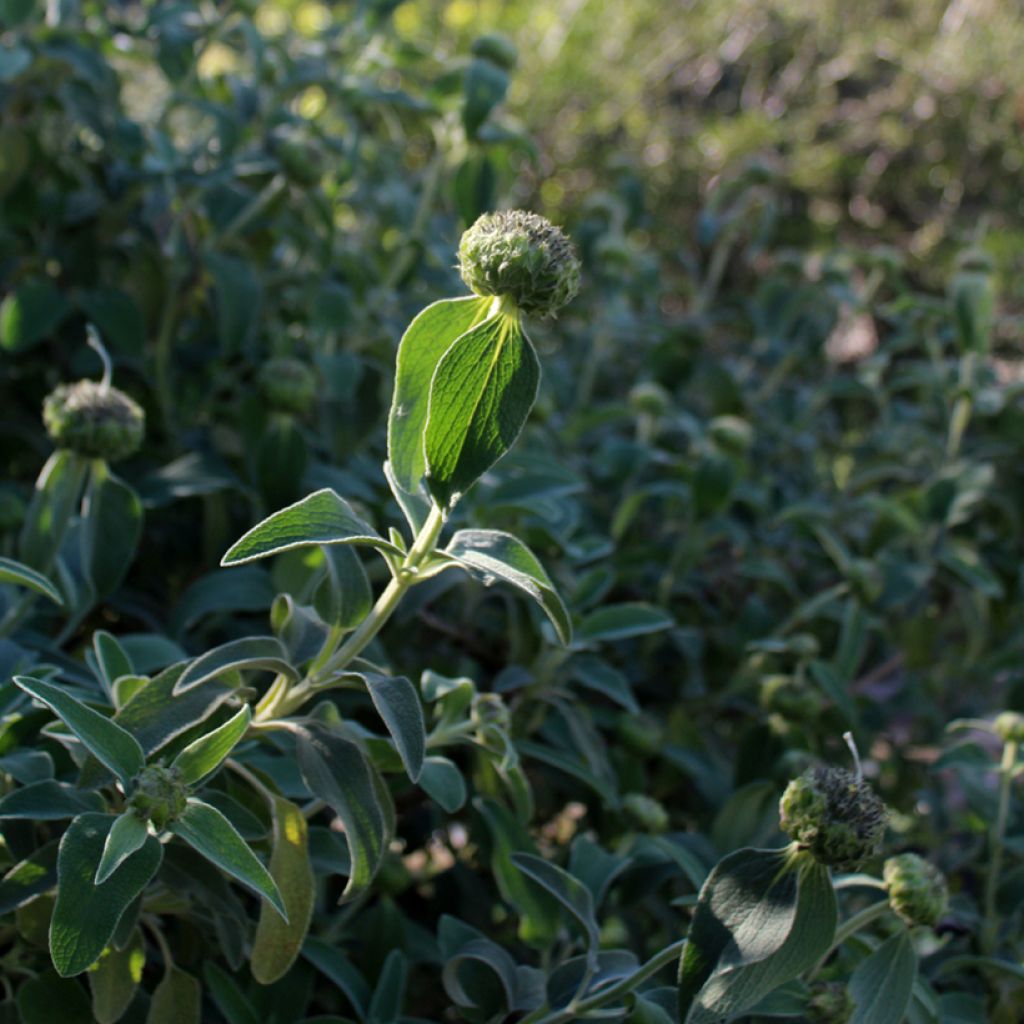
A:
760;674;819;721
258;357;318;415
883;853;948;927
470;33;518;70
616;714;663;757
807;981;854;1024
993;711;1024;744
779;766;886;870
43;380;145;462
628;381;672;417
458;210;581;319
128;764;188;831
622;793;669;833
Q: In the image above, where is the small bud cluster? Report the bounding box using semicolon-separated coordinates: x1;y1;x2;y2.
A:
43;380;145;462
622;793;669;833
779;766;886;870
470;692;510;732
458;210;581;319
993;711;1024;744
883;853;948;927
806;981;853;1023
258;357;318;415
128;764;188;830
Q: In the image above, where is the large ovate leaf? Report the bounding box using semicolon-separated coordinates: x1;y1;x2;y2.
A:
446;529;572;644
169;799;286;920
18;450;89;572
14;676;144;786
80;467;143;599
0;556;63;605
388;295;491;494
0;780;104;820
251;796;315;984
51;813;163;977
0;842;59;914
171;704;252;785
89;928;144;1024
221;489;397;566
172;637;296;695
424;312;540;509
419;756;467;812
850;929;918;1024
679;848;838;1022
295;722;390;902
16;971;93;1024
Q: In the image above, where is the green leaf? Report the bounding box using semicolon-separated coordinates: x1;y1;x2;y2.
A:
679;848;838;1023
147;966;201;1024
19;450;89;572
14;676;144;787
221;488;397;566
446;529;572;645
367;949;407;1024
850;929;918;1024
313;544;372;630
0;278;70;352
80;468;143;599
169;799;286;921
510;852;600;969
343;671;425;782
93;631;133;692
95;812;150;885
89;928;144;1024
0;842;59;914
462;57;509;137
251;796;315;985
424;312;540;509
568;655;639;713
16;971;93;1024
51;813;163;977
171;705;252;786
0;780;104;820
576;602;675;645
388;295;491;495
0;556;63;605
203;961;260;1024
295;723;389;902
419;756;467;812
172;637;296;695
207;252;262;356
301;938;370;1019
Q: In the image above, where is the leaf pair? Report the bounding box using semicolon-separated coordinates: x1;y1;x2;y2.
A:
388;295;541;511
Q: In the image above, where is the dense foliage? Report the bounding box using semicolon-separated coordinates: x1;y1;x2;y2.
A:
2;2;1023;1023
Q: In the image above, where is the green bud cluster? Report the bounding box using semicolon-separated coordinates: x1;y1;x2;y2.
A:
806;981;853;1023
628;381;672;417
622;793;669;833
993;711;1024;744
760;674;820;721
883;853;948;927
779;766;886;870
470;692;510;732
43;380;145;462
458;210;581;319
258;357;318;415
128;764;188;830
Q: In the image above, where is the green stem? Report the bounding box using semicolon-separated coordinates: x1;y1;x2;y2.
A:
947;351;976;459
982;739;1018;954
518;940;686;1024
255;504;446;722
215;176;288;246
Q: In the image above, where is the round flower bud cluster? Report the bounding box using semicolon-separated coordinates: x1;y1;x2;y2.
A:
43;380;145;462
622;793;669;833
258;357;318;415
471;692;510;732
779;765;886;870
806;981;853;1024
883;853;948;927
458;210;581;319
628;381;672;418
993;711;1024;744
128;764;188;830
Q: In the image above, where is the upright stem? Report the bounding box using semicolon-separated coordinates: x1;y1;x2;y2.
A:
982;738;1018;954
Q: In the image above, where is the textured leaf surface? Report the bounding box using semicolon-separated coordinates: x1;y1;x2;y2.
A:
850;929;917;1024
251;796;315;984
147;966;201;1024
221;489;395;566
170;799;286;920
14;676;144;786
446;529;571;644
424;314;540;509
344;671;425;781
0;780;104;820
89;928;144;1024
388;295;491;494
296;723;389;901
51;813;162;977
171;704;251;785
95;812;150;884
173;636;295;695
